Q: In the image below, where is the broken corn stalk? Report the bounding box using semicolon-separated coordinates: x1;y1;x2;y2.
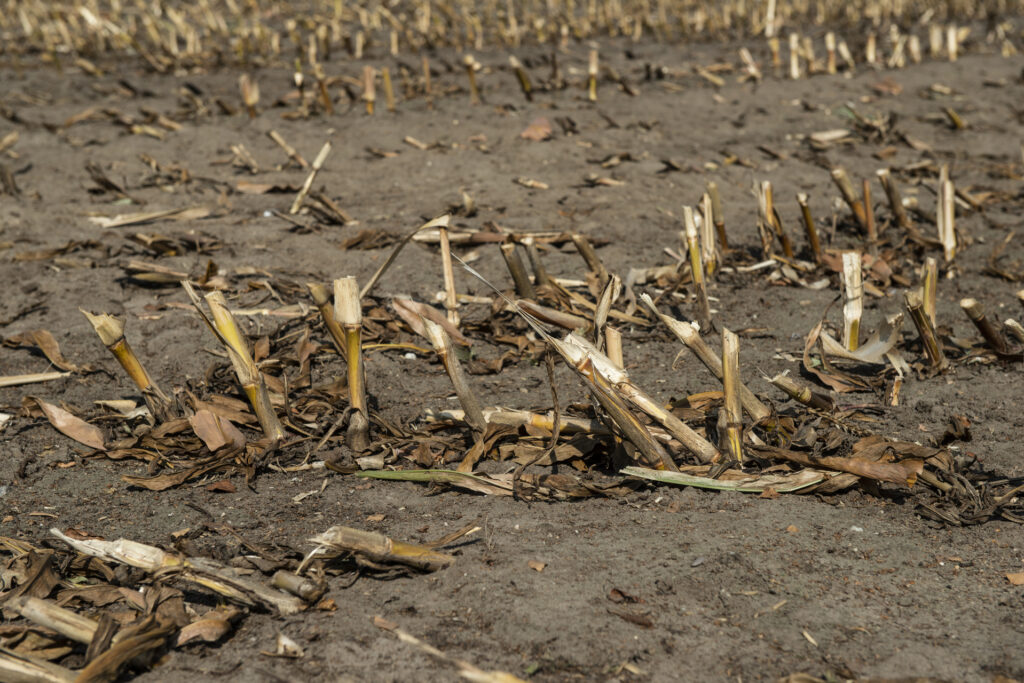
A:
183;282;284;442
81;309;172;421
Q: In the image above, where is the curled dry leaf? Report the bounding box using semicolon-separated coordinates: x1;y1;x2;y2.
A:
31;398;105;450
752;445;924;487
820;313;903;365
177;617;233;646
803;320;874;393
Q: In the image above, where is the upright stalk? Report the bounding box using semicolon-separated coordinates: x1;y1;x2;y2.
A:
335;277;370;450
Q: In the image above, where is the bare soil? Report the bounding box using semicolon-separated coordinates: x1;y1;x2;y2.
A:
2;35;1024;682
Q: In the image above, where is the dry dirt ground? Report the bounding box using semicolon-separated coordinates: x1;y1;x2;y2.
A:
3;31;1024;682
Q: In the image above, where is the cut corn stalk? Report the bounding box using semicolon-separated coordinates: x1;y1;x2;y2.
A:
796;193;822;265
307;282;347;361
825;32;837;73
862;178;876;241
571;233;610;287
302;525;457;573
423;318;486;435
239;73;259;117
425;407;608;435
522;237;552;288
336;276;370;451
509;55;532;101
362;64;376;115
464;54;481;104
267;129;307;168
841;251;863;352
938;176;956;262
381;66;396;112
587;48;598;101
500;242;536;299
831;167;868;233
440;225;460;324
558;333;716;465
707;180;728;250
82;310;173;422
289;140;331;214
788;32;801;79
643;294;770;422
769;372;834;411
1004;319;1024;345
699;192;718;276
905;289;948;371
876;168;911;230
721;328;743;462
183;282;284;443
960;298;1009;355
921;257;938;328
683;205;712;330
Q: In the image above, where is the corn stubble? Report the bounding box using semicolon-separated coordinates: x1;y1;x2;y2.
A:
8;3;1024;679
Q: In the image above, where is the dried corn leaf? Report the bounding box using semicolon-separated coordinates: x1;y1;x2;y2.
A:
89;206;213;229
3;330;80;372
820;313;903;364
357;469;631;500
803;320;874;393
177;615;234;646
189;409;246;452
752;445;923;486
622;465;825;493
30;398;105;450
